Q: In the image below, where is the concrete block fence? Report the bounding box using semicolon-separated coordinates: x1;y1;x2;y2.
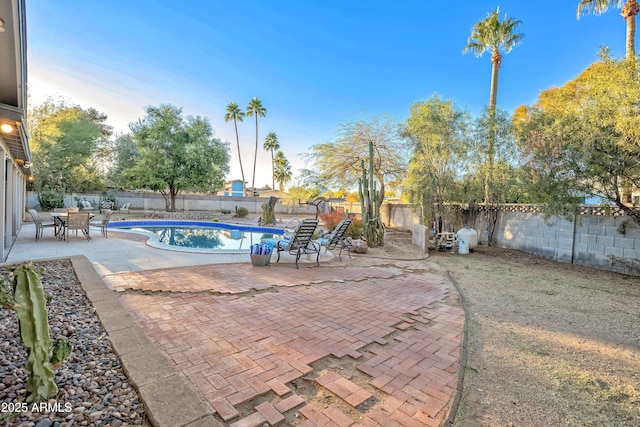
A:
26;191;640;275
26;191;317;216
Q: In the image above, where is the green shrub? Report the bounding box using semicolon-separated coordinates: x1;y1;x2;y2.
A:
37;188;65;211
220;209;231;215
235;207;249;218
346;218;363;239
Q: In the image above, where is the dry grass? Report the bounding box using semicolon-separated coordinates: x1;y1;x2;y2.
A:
428;246;640;427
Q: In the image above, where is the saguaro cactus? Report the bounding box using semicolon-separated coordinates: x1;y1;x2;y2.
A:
358;140;384;246
9;264;59;402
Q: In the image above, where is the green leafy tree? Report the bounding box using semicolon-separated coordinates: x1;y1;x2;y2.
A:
303;113;407;211
518;52;640;223
246;98;266;196
28;98;112;193
468;107;527;204
402;95;471;231
578;0;639;58
107;133;139;188
264;132;280;190
273;150;292;192
224;102;246;187
464;8;523;203
282;185;321;211
124;104;230;211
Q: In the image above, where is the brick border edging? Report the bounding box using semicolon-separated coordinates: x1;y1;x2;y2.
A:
69;256;221;427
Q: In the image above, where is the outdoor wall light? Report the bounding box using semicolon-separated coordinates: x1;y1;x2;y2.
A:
1;124;12;133
0;19;5;33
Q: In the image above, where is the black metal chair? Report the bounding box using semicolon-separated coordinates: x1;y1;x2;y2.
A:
275;218;320;269
318;218;353;261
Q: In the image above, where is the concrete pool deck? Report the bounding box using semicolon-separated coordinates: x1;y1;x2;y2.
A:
5;222;465;427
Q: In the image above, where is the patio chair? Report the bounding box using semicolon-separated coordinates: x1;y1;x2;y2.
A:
80;200;97;212
99;200;114;213
118;202;131;214
318;218;353;261
65;212;91;241
90;209;113;238
275;218;321;269
27;209;57;241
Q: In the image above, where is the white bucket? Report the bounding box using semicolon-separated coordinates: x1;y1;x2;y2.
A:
458;239;469;255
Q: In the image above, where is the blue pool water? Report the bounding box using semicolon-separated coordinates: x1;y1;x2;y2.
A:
108;220;285;253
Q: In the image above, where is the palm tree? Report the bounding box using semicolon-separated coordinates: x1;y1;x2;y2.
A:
246;98;266;196
273;150;292;192
463;8;523;203
224;102;246;190
263;132;280;190
578;0;639;59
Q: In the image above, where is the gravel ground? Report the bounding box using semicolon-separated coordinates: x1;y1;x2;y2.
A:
0;259;148;427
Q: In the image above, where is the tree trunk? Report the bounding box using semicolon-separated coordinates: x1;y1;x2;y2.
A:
622;0;639;59
486;50;501;205
234;119;245;187
169;187;177;212
252;116;258;197
271;149;275;190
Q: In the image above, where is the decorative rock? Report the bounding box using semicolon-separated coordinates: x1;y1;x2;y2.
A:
0;260;148;426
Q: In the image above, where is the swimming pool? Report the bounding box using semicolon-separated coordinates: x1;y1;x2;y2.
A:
107;220;285;253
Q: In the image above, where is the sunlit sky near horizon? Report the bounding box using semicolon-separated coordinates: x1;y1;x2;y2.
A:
27;1;626;188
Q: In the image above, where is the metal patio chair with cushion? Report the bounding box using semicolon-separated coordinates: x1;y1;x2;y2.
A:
275;218;321;269
27;209;57;241
90;210;112;238
80;200;97;212
65;212;91;241
318;217;353;261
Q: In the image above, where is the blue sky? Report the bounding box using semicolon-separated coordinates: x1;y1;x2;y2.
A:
27;1;626;188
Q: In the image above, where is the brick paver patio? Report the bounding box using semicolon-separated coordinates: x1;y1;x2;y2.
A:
104;258;464;426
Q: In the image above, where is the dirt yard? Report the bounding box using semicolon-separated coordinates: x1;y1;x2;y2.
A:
391;241;640;427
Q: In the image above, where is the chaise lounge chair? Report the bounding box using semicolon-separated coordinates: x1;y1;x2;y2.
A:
275;218;321;269
318;218;353;261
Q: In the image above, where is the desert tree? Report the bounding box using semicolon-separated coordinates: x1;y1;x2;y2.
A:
464;8;523;203
224;102;246;188
263;132;280;190
246;98;266;196
125;104;230;211
578;0;639;58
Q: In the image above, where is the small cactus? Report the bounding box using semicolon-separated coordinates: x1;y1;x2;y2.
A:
50;338;73;369
0;277;15;309
9;264;59;402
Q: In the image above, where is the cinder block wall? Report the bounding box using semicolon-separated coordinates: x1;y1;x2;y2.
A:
494;211;640;275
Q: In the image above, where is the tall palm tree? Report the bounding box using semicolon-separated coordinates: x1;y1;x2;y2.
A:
246;98;266;196
263;132;280;190
273;150;292;192
578;0;639;58
224;102;246;190
463;8;523;203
